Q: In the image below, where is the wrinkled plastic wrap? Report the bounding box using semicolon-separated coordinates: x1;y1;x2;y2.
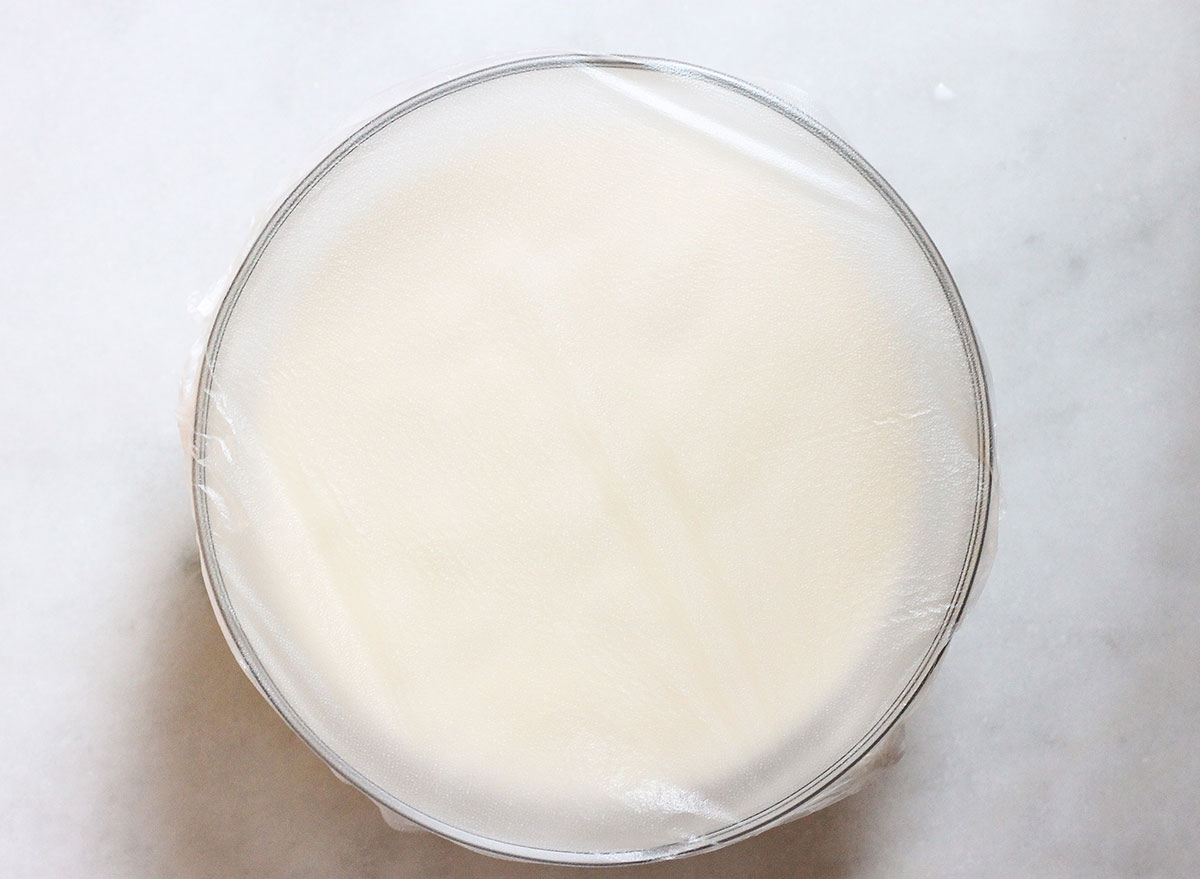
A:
185;54;996;865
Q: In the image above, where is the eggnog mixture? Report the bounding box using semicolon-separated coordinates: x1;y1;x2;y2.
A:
196;62;985;855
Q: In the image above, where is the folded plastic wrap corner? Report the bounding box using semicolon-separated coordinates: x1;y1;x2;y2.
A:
184;54;996;865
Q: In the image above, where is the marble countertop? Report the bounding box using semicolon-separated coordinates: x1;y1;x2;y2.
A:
2;2;1197;876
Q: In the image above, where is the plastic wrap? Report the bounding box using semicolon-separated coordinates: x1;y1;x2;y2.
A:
186;54;996;865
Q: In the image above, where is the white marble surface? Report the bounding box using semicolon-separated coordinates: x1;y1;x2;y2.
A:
2;2;1198;876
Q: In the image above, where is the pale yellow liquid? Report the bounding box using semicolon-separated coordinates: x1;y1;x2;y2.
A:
201;64;982;853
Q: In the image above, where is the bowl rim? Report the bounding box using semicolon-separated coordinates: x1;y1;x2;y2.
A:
190;51;996;866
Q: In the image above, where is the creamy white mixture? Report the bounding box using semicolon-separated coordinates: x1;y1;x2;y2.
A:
199;64;983;853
